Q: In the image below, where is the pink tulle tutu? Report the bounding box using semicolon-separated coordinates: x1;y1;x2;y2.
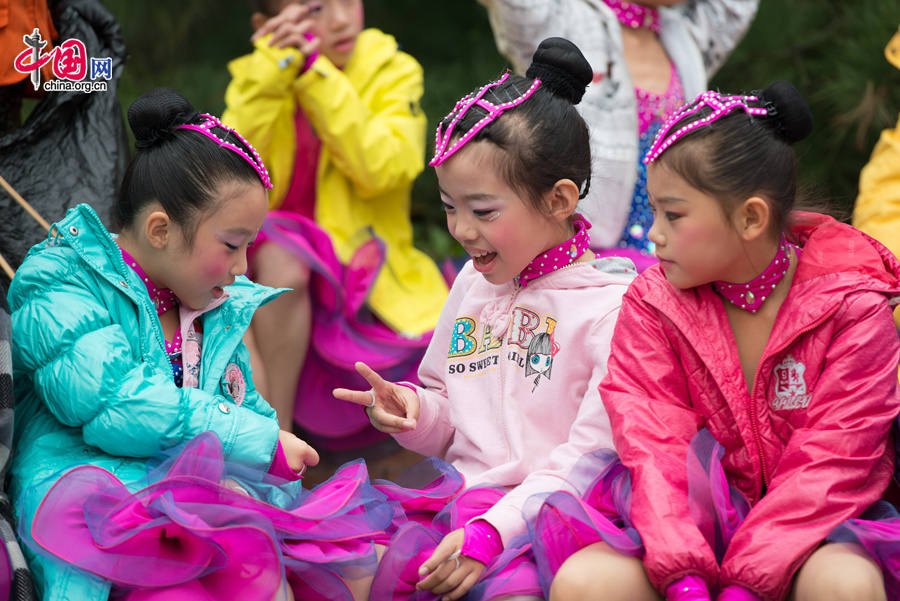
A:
371;465;543;601
26;432;394;601
529;449;644;596
254;211;432;450
530;429;900;599
825;500;900;599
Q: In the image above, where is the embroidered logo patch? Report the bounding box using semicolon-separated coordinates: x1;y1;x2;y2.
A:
771;354;810;410
224;363;246;407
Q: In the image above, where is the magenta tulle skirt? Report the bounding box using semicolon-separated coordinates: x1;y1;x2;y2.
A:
530;429;900;599
255;211;432;450
527;448;644;597
26;432;546;601
24;432;398;601
370;463;543;601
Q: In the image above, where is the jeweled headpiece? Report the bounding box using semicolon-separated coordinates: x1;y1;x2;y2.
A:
429;72;541;166
178;113;273;190
643;91;768;165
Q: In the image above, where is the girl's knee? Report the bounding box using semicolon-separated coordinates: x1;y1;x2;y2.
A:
550;543;658;601
251;243;311;290
792;543;886;601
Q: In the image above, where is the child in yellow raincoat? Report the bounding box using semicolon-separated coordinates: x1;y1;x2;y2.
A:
223;0;448;447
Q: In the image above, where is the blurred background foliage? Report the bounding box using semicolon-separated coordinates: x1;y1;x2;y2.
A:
102;0;900;259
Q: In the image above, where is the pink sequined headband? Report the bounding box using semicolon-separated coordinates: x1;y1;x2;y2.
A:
430;72;542;166
177;113;273;190
643;91;769;165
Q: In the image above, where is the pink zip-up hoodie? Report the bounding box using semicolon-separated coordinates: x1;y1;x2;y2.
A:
395;257;635;544
602;212;900;600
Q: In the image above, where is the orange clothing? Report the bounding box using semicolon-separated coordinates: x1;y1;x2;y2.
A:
0;0;57;87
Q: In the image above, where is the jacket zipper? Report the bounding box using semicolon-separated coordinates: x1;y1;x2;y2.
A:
747;304;840;493
501;283;522;463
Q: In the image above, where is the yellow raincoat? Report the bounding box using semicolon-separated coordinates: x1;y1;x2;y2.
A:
852;27;900;328
223;28;447;337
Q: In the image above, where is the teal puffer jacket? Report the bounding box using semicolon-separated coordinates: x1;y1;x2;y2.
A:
8;204;283;601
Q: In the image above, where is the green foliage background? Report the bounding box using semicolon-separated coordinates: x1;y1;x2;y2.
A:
104;0;900;258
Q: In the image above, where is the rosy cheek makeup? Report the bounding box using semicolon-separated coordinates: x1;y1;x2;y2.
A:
202;260;228;283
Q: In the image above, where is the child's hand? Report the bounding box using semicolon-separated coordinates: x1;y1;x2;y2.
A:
251;2;321;57
278;429;319;474
332;361;418;433
416;529;486;601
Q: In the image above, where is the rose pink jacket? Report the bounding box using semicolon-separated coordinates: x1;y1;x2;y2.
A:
395;257;635;544
601;212;900;601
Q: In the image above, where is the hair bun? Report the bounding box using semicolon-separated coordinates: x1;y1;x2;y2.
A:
760;80;813;144
128;87;198;150
525;37;593;105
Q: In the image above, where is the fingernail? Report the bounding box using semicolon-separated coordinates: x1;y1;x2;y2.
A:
418;565;429;576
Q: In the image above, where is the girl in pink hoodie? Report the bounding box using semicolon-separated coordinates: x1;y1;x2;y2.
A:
543;82;900;601
332;38;636;601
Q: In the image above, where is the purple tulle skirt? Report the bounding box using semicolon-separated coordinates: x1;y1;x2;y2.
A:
530;429;900;599
27;433;545;601
528;449;643;597
370;462;542;601
255;211;432;450
26;432;396;601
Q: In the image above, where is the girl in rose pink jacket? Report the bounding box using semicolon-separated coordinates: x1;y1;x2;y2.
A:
333;38;635;601
544;82;900;601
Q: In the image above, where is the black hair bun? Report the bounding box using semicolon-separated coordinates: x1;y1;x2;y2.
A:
128;87;199;150
760;80;813;144
525;37;593;105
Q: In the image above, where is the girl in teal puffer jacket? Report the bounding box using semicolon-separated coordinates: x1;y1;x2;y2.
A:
8;88;388;601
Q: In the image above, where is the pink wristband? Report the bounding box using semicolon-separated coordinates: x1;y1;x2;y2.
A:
666;575;711;601
460;520;503;565
717;585;762;601
267;441;304;481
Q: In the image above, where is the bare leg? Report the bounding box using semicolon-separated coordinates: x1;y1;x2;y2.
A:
790;542;886;601
250;242;312;430
550;542;660;601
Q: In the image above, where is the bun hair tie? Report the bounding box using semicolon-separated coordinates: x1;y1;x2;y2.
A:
758;80;813;144
128;87;199;150
526;37;593;105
